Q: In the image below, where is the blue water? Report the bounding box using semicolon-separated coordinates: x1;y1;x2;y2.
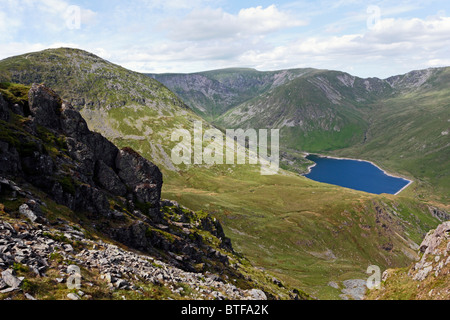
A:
304;155;411;195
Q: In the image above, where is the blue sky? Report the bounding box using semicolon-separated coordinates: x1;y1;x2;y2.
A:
1;0;450;78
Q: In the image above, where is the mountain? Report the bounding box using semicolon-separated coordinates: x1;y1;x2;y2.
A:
0;48;445;300
0;48;204;175
0;82;304;300
148;68;314;120
150;67;450;203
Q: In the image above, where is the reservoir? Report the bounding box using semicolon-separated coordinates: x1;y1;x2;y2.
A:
304;154;412;195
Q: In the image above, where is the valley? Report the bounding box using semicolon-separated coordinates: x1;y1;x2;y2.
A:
0;48;448;299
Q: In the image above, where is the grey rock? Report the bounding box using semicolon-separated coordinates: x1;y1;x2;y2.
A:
1;269;23;288
341;279;367;300
0;278;7;290
248;289;267;300
0;287;18;294
419;221;450;255
211;291;225;300
328;281;339;289
61;102;90;137
428;206;450;222
19;204;38;223
95;160;126;196
414;266;433;281
64;244;74;252
115;148;163;205
28;84;62;129
114;279;130;289
25;293;37;300
67;293;81;300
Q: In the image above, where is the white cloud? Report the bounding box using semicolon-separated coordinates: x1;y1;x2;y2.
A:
232;15;450;77
0;41;80;60
1;1;450;78
162;5;307;41
2;0;97;33
426;58;450;67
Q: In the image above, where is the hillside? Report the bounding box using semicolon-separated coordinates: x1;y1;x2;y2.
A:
0;48;445;299
149;68;314;120
0;83;302;300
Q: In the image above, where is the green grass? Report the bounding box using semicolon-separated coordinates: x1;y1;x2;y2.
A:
0;82;30;105
161;163;440;299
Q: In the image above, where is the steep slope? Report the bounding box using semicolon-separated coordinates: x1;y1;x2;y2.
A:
0;49;444;300
216;70;393;151
149;68;313;120
0;83;304;300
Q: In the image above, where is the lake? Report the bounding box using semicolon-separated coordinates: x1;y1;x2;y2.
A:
304;154;412;195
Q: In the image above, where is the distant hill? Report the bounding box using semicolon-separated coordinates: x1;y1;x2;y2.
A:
148;68;315;120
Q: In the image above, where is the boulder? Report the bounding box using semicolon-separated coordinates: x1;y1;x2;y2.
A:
67;293;81;300
1;269;23;288
61;102;90;137
19;204;38;223
86;132;118;170
248;289;267;300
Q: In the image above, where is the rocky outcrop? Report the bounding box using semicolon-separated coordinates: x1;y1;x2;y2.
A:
374;222;450;300
0;83;162;219
428;206;450;222
94;160;127;197
28;84;63;129
410;222;450;281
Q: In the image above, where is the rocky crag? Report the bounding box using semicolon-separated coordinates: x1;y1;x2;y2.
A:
0;83;306;300
366;221;449;300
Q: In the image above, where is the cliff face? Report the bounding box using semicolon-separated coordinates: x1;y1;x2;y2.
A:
0;83;306;300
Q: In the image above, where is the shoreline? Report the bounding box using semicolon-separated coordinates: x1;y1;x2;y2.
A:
302;152;414;195
303;153;317;174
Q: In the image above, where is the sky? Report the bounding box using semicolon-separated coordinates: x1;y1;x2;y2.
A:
1;0;450;78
